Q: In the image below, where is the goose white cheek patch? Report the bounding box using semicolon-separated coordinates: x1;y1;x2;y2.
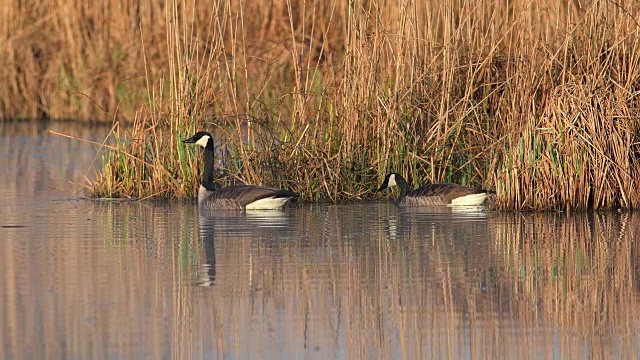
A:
387;174;397;187
195;135;210;148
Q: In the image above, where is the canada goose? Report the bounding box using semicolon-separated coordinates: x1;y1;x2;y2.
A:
376;172;491;207
184;131;298;210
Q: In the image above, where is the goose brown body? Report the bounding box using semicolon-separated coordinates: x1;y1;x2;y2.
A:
377;173;491;207
197;184;298;210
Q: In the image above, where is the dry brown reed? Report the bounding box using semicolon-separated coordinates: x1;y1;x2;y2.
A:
5;0;640;209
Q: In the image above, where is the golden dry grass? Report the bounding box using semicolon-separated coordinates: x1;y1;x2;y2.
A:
3;0;640;209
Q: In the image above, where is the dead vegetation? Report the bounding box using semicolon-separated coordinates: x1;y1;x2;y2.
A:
4;0;640;210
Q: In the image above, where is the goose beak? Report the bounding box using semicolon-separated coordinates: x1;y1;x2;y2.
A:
183;136;197;144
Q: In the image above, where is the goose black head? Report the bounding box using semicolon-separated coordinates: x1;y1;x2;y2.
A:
376;173;401;192
184;131;214;149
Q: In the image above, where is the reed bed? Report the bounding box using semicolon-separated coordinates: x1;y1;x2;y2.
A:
4;0;640;210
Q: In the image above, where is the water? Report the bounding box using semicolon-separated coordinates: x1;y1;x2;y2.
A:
1;123;639;359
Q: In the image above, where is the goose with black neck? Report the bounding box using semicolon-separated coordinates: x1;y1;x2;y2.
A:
184;131;298;210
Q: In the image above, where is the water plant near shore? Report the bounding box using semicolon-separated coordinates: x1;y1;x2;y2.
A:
12;0;640;210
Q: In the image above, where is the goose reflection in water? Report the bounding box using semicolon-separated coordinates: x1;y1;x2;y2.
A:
195;210;293;287
381;203;490;242
197;215;217;287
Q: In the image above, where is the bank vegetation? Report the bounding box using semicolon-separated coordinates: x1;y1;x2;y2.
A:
2;0;640;210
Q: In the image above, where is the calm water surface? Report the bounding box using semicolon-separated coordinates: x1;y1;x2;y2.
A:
1;123;640;359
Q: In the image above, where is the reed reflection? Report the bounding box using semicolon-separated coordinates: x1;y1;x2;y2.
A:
371;207;640;359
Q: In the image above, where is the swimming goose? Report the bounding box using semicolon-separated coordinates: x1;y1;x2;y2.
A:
184;131;298;210
376;172;491;207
